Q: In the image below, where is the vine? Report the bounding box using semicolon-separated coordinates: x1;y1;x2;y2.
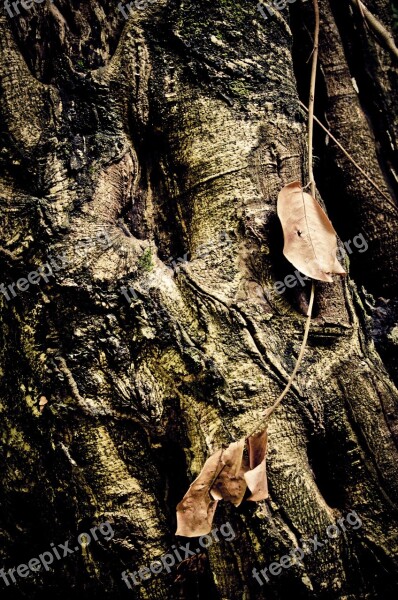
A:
175;0;350;537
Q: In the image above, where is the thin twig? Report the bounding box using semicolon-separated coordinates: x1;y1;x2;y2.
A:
299;101;398;214
308;0;320;198
265;282;315;422
249;1;320;436
355;0;365;21
356;0;398;61
248;283;315;436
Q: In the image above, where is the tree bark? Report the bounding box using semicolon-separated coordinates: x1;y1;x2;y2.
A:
0;1;398;599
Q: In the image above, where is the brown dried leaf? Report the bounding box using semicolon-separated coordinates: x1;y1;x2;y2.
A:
244;429;269;501
176;449;224;537
176;432;270;536
210;439;248;506
277;181;346;282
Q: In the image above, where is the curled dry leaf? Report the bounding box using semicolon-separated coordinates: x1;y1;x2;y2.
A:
245;429;268;501
176;449;224;537
277;181;346;282
210;439;247;506
176;431;270;536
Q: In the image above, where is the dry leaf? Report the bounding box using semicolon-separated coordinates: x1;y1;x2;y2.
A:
277;181;346;282
176;449;224;537
176;432;270;536
244;429;269;501
210;439;248;506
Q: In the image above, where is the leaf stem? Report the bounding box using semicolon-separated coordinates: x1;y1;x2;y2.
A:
264;282;315;423
248;282;315;436
308;0;320;198
249;2;319;437
272;0;318;415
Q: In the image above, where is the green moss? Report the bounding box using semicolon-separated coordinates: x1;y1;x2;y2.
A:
229;80;251;98
138;248;153;272
217;0;246;19
76;59;86;71
176;0;247;41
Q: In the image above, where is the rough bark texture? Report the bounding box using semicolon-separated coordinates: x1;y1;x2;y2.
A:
1;1;398;599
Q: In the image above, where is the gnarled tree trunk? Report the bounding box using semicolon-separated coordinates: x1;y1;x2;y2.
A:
0;1;398;598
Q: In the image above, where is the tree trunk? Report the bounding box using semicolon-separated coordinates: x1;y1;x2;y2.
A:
1;1;398;599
